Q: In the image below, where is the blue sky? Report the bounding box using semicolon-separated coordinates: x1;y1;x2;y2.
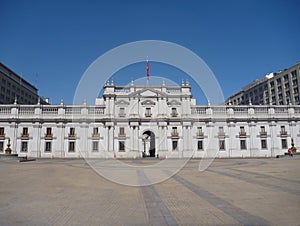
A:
0;0;299;104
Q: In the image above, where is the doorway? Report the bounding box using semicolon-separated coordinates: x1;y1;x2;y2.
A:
142;131;156;157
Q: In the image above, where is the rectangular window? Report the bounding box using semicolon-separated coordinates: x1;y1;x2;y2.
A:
197;140;203;151
219;140;225;150
22;127;28;136
46;127;52;137
119;107;125;117
93;127;98;135
68;141;75;152
145;108;151;117
172;127;178;137
119;141;125;152
261;139;267;149
172;140;178;151
0;127;4;137
280;126;287;136
239;126;246;137
92;141;99;152
70;128;75;137
197;127;203;137
281;139;287;149
0;141;3;152
171;108;178;117
240;140;247;150
21;141;28;152
119;127;125;136
218;127;225;137
45;142;52;152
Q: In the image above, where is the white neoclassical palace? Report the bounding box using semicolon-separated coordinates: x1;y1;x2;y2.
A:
0;81;299;158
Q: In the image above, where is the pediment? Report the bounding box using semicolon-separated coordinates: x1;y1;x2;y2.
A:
115;99;130;106
167;100;181;106
130;88;167;98
141;100;156;106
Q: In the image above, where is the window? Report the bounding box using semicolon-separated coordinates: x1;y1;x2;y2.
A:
219;140;225;150
69;141;75;152
291;70;297;78
93;127;99;135
119;107;125;117
280;126;287;136
260;126;266;136
239;126;246;136
285;84;290;90
21;141;28;152
0;127;4;137
284;74;288;81
46;128;52;138
171;108;178;117
119;141;125;152
45;142;52;152
261;139;267;149
281;139;287;149
22;127;29;138
172;127;178;137
119;127;125;136
277;78;281;84
218;127;225;137
92;141;99;152
197;140;203;151
240;140;246;150
145;108;151;117
22;127;28;136
0;141;3;152
293;79;298;86
172;140;178;151
69;128;75;138
197;127;203;137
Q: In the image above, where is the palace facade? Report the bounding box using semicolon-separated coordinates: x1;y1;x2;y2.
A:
0;81;299;158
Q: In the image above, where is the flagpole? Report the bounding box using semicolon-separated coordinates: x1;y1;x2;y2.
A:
146;57;150;87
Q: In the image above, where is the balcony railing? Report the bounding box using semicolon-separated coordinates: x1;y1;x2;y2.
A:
171;132;179;138
260;131;267;137
92;133;100;139
218;132;225;138
196;132;204;138
239;132;247;138
119;113;126;117
119;133;126;138
68;134;76;139
280;131;287;136
21;134;29;139
145;113;152;117
171;112;178;117
45;134;53;140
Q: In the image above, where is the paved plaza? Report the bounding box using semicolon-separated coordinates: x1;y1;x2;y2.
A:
0;157;299;225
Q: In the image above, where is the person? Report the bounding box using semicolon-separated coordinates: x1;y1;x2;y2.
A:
288;148;293;157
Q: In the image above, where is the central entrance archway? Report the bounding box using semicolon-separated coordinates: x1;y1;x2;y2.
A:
142;131;156;157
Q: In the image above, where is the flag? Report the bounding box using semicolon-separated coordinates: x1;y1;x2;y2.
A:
146;60;150;80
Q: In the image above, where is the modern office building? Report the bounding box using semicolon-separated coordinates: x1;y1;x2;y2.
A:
0;80;299;158
226;62;300;105
0;62;48;104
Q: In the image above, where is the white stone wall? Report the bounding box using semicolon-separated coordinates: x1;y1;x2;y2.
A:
0;84;299;158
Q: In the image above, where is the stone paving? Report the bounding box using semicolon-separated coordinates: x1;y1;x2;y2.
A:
0;157;299;225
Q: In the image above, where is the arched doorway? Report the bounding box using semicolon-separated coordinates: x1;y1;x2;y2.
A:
142;131;156;157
